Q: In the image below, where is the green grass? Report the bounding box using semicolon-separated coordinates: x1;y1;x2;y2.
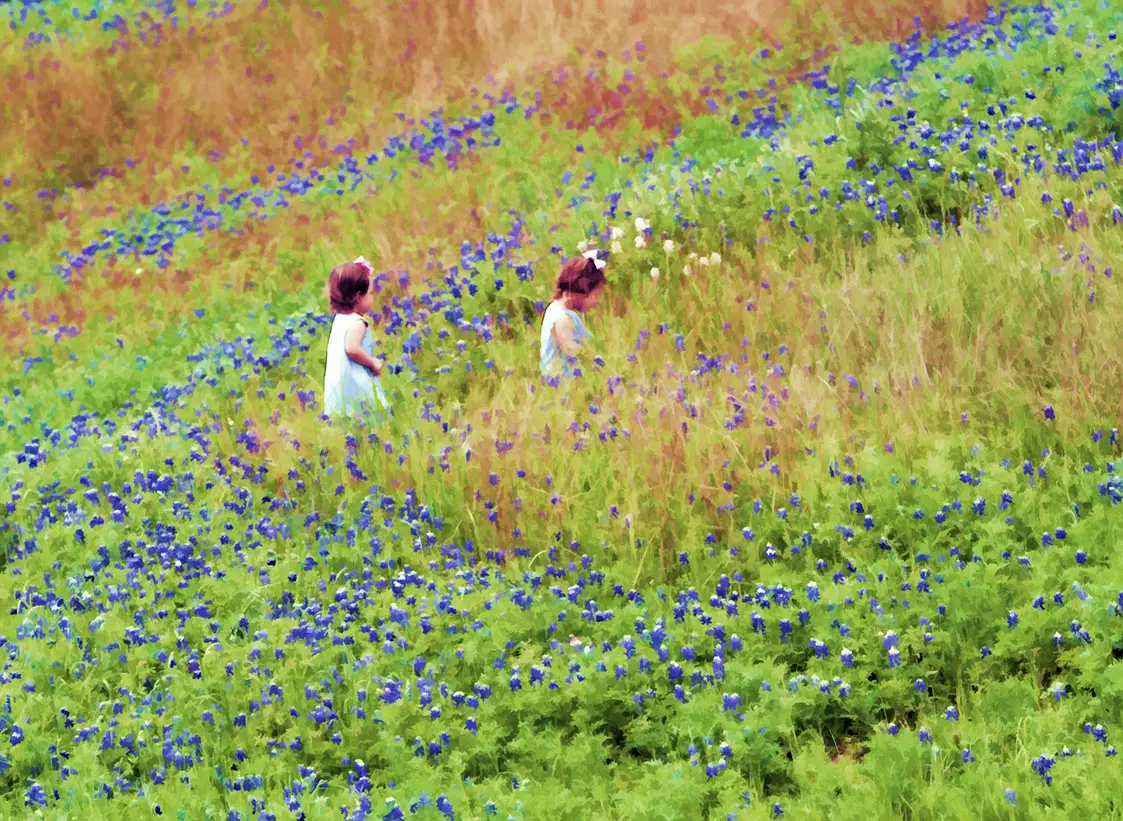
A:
4;0;1123;818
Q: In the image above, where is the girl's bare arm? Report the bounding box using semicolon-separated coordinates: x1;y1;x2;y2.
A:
552;314;581;355
343;319;383;376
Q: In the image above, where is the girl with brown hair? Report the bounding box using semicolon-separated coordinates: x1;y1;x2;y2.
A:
323;257;390;419
539;250;607;379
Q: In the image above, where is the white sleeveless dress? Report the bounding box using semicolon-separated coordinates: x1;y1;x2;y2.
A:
323;313;389;420
539;300;591;378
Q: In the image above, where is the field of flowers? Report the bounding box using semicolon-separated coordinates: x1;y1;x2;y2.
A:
6;0;1123;817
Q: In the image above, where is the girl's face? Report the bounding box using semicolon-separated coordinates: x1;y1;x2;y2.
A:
356;280;374;315
569;284;604;313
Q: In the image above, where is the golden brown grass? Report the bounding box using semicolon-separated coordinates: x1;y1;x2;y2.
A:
204;176;1123;572
0;0;984;356
423;199;1123;530
2;0;982;192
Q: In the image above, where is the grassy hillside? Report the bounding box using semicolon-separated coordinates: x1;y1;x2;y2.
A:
4;0;1123;818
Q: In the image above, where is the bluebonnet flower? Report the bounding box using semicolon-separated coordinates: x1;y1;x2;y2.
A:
24;782;48;808
1031;753;1056;785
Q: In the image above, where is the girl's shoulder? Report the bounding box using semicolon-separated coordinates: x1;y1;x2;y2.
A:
335;312;370;328
543;300;573;322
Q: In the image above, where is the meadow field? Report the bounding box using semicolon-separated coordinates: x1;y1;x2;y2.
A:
5;0;1123;817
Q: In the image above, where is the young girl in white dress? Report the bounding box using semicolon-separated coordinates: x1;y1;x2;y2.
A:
323;257;390;421
540;250;607;379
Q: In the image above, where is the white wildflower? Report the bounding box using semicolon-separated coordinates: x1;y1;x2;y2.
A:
683;264;693;277
663;239;675;253
635;235;646;249
649;267;660;280
634;217;649;232
611;240;622;255
610;226;625;239
709;252;722;266
577;240;589;252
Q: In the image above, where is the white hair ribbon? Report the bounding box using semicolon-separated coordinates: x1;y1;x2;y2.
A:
581;249;606;270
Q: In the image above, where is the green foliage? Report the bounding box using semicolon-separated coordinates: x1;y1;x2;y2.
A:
7;0;1123;819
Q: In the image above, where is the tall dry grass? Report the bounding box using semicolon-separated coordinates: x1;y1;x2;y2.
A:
0;0;982;354
192;176;1123;572
2;0;982;191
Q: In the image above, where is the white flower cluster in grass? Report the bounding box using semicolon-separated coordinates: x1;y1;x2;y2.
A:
577;217;724;282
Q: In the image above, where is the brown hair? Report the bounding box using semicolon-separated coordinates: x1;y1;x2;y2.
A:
552;255;606;301
327;262;371;313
